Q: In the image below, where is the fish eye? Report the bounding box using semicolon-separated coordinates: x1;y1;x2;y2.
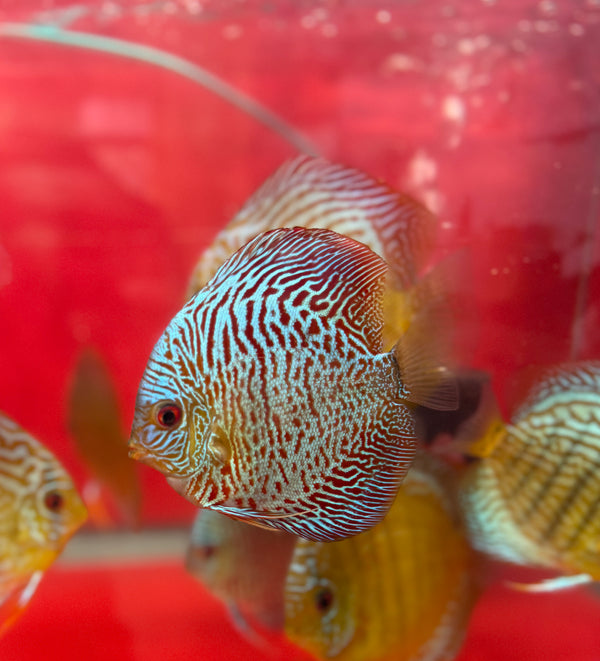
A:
155;401;183;429
44;490;64;513
201;545;216;560
315;586;334;614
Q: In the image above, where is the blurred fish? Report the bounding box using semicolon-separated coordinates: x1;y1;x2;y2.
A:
459;361;600;589
0;412;87;634
186;510;297;635
187;156;438;349
130;227;457;542
68;347;141;527
284;456;481;661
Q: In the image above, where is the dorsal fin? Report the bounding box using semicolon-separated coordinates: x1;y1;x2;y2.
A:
512;361;600;422
189;156;436;294
208;227;388;353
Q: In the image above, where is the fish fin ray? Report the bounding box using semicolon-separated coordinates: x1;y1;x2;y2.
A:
505;574;593;592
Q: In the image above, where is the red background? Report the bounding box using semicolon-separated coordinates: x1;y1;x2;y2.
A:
0;0;599;658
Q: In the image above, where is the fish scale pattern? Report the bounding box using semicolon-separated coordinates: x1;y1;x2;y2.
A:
0;413;86;628
188;156;435;296
131;228;418;541
461;362;600;576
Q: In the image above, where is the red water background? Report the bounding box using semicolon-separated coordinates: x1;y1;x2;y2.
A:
0;1;599;659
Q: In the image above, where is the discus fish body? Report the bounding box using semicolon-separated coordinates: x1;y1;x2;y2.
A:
0;412;87;633
460;361;600;581
186;510;297;632
130;227;456;542
188;156;436;296
187;156;440;352
284;457;480;661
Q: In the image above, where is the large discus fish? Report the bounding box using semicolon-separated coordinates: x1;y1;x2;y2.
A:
129;227;456;542
187;156;438;349
186;510;297;632
460;361;600;590
284;457;481;661
0;412;87;634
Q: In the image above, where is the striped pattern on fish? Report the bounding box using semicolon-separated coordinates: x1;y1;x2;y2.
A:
285;457;481;661
188;156;435;297
130;227;446;542
460;361;600;577
0;412;87;632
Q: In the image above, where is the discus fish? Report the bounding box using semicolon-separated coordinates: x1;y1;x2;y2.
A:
129;227;457;542
0;412;87;634
284;457;481;661
187;156;437;349
460;361;600;589
68;347;142;527
186;510;297;632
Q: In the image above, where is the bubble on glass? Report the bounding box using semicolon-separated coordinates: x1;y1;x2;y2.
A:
537;0;557;16
457;38;477;55
222;24;243;39
569;23;585;36
301;14;316;29
407;150;438;186
442;95;466;123
383;53;422;73
375;10;392;24
182;0;202;14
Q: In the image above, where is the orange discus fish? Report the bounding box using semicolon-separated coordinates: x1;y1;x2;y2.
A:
68;347;142;527
186;510;297;633
0;412;87;634
460;361;600;590
129;227;456;542
284;456;481;661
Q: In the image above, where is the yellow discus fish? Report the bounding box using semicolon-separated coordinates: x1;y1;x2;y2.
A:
284;457;481;661
460;361;600;589
0;412;87;634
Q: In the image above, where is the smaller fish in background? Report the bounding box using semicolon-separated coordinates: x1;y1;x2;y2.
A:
186;510;297;644
459;361;600;591
186;155;440;351
68;347;142;528
284;456;482;661
0;412;87;635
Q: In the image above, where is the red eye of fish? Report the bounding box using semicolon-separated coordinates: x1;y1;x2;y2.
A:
315;586;334;613
44;491;64;513
155;402;182;429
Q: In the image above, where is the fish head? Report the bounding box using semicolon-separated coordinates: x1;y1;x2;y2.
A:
285;539;357;658
11;446;87;577
128;309;229;483
185;510;237;593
